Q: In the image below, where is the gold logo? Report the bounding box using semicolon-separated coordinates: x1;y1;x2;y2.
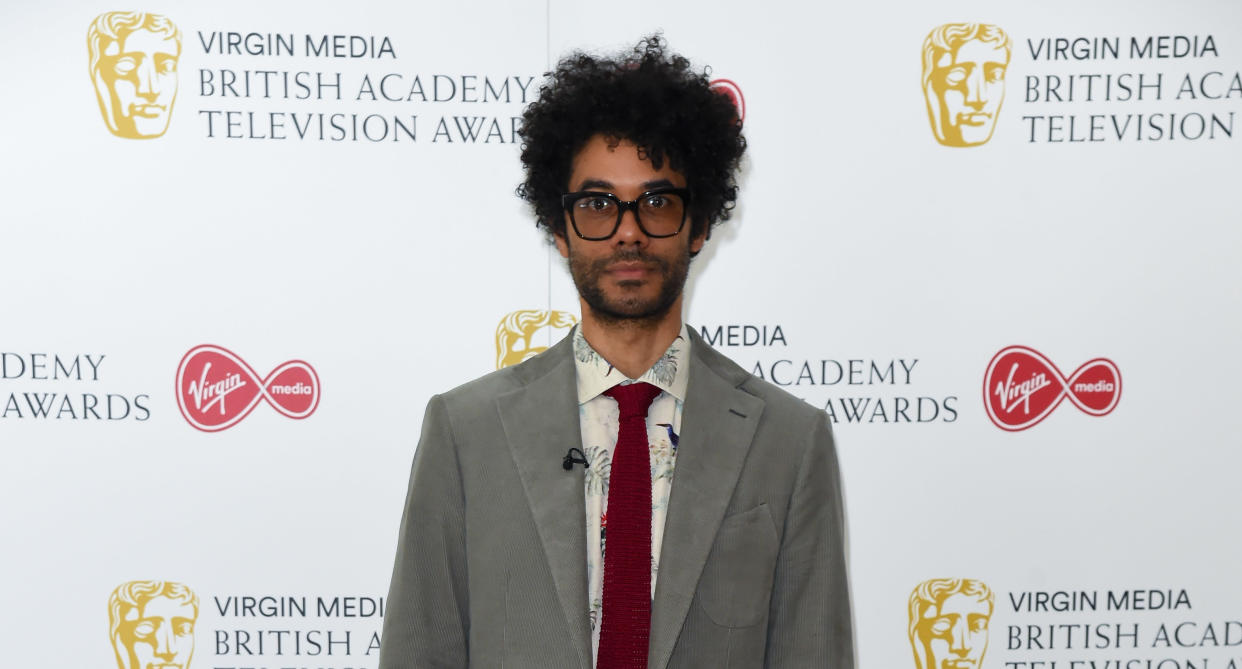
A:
88;12;182;139
495;310;578;369
909;578;994;669
108;580;199;669
922;24;1011;147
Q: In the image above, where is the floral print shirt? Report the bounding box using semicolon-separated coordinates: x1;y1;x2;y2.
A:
573;325;689;663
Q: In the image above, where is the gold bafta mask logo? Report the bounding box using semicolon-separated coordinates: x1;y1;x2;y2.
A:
496;310;578;369
88;12;182;139
909;578;994;669
109;580;198;669
922;24;1011;147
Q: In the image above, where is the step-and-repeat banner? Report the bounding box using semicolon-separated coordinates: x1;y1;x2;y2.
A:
2;1;1240;667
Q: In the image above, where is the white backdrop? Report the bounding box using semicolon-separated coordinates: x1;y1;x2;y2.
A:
2;1;1240;667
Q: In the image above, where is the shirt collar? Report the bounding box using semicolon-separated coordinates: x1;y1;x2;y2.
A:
572;324;691;404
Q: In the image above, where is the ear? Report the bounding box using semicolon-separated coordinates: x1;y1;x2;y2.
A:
554;230;570;259
689;220;708;255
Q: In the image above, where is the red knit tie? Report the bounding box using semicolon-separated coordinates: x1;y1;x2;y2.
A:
597;382;662;669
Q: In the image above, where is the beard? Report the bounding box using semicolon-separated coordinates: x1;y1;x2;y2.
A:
568;246;690;327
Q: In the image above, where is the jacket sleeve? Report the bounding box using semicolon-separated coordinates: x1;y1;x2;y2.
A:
378;395;470;669
764;410;855;668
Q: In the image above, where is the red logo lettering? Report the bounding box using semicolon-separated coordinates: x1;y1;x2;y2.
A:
175;345;320;432
983;346;1121;431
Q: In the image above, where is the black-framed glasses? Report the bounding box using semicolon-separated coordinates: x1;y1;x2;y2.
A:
561;187;691;240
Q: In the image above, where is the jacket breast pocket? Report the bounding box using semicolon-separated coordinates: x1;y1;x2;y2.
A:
696;502;779;628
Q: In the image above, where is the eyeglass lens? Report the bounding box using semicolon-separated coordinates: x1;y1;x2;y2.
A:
570;192;686;239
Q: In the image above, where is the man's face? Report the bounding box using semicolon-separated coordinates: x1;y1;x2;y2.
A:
927;38;1008;146
97;28;179;138
914;592;991;669
116;595;195;669
555;135;705;324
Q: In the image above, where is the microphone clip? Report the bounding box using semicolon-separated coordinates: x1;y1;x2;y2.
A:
562;447;590;470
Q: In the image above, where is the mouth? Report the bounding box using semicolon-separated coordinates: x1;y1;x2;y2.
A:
608;260;650;273
941;660;976;669
606;261;654;280
956;112;991;127
130;104;167;118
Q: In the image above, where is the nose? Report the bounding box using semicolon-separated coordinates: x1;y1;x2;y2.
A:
154;624;176;660
965;67;985;110
611;205;648;246
136;57;158;100
949;620;971;656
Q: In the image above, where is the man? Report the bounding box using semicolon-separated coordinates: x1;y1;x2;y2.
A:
922;23;1012;147
87;11;182;139
379;36;853;668
108;580;199;669
908;578;994;669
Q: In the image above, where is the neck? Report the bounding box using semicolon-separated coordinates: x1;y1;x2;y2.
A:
578;294;684;379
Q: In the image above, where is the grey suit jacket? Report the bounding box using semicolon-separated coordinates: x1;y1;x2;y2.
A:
378;329;853;668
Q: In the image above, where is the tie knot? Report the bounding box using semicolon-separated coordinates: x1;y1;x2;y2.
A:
604;382;662;419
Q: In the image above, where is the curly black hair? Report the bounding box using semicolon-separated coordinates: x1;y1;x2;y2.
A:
516;35;746;242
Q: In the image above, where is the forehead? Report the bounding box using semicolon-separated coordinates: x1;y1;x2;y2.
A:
929;592;991;617
112;28;179;56
127;594;195;620
944;39;1008;66
568;135;686;189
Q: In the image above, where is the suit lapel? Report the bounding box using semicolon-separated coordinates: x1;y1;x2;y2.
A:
496;336;592;669
647;336;765;669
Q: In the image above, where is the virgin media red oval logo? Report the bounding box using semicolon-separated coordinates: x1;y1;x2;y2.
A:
709;78;745;123
983;346;1121;431
175;344;320;432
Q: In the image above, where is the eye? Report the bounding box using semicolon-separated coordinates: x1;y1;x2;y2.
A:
644;194;671;209
133;621;156;639
175;621;194;636
576;196;615;213
985;65;1006;83
944;66;968;87
929;618;952;636
157;56;178;75
969;615;989;632
114;56;138;76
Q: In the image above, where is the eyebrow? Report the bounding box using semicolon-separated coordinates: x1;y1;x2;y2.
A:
118;50;177;59
574;177;678;192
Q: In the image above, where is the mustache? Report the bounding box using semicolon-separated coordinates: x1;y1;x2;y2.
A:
591;249;669;269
